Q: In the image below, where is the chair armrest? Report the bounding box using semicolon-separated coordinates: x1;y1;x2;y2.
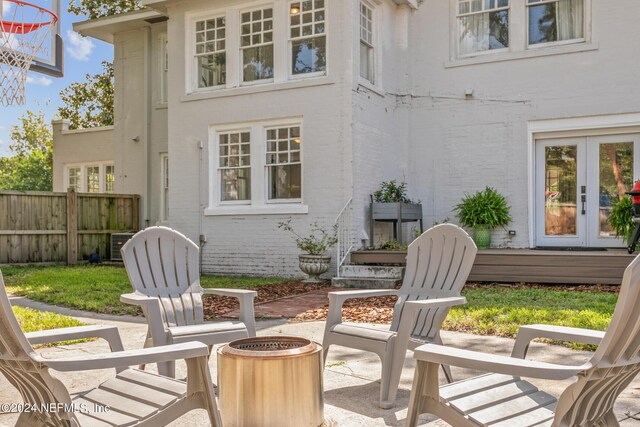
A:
120;292;158;307
326;289;399;327
201;288;258;337
36;341;210;372
120;292;168;346
511;324;605;358
26;325;124;352
414;344;588;381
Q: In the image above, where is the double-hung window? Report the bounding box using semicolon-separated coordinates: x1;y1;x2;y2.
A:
266;126;302;200
527;0;584;46
105;165;115;193
457;0;509;56
66;163;114;193
241;8;274;83
219;131;252;201
68;167;81;191
86;166;100;193
211;121;304;212
195;16;226;88
289;0;326;76
359;2;374;82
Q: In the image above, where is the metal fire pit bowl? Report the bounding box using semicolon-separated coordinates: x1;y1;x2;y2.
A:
217;336;324;427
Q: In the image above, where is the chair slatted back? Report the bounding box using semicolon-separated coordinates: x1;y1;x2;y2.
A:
390;224;477;340
554;254;640;426
122;227;203;327
0;271;75;426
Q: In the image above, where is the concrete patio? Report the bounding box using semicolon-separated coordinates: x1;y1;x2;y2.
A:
0;304;638;426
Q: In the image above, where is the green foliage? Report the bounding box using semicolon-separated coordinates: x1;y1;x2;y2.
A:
278;218;338;255
446;285;616;350
2;265;289;315
454;187;512;229
608;195;634;243
0;109;53;191
377;240;408;251
57;61;114;130
13;306;90;346
68;0;142;19
373;180;412;203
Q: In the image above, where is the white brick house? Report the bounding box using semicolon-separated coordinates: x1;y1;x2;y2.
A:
59;0;640;276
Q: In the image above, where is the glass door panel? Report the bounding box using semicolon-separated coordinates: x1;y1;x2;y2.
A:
544;145;578;236
597;142;633;237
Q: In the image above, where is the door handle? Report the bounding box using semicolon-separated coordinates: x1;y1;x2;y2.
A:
581;194;586;215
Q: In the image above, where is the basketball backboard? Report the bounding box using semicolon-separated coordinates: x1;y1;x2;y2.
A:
0;0;63;77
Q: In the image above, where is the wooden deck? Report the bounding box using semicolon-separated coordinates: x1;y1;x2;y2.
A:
468;249;636;285
350;249;637;285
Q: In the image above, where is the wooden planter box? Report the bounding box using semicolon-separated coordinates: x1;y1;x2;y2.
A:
370;202;423;246
351;250;408;265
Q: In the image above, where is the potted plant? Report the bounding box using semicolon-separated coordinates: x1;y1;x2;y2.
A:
453;186;511;249
278;219;338;282
370;180;423;247
608;195;634;243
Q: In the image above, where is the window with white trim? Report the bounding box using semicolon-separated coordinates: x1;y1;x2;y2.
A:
219;131;252;201
65;163;114;193
457;0;509;56
160;154;169;221
105;165;115;193
527;0;584;46
266;126;301;200
211;120;304;211
359;2;374;82
195;16;226;88
289;0;326;76
159;33;168;102
68;167;81;191
241;8;274;83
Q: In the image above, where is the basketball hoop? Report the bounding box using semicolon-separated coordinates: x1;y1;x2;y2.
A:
0;0;57;106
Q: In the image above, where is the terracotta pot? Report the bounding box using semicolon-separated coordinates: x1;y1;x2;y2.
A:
298;254;331;282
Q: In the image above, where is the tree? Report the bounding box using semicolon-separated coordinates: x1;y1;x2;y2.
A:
57;61;114;130
0;109;53;191
68;0;142;19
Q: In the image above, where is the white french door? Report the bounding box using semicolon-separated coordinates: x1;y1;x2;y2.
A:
535;134;640;248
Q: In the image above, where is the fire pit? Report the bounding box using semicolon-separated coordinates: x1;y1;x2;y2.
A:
217;336;324;427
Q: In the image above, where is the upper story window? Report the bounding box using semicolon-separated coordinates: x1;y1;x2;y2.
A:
359;2;374;83
289;0;326;76
68;167;81;191
457;0;509;56
195;16;226;88
527;0;584;46
105;165;115;193
241;8;274;83
159;33;168;103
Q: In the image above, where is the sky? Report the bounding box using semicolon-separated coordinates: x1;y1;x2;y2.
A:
0;0;114;157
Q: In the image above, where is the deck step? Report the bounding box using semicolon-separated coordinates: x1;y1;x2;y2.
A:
331;277;400;289
339;265;405;279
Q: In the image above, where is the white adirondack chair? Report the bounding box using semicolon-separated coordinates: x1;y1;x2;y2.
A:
405;253;640;427
0;271;222;427
322;223;477;408
120;226;257;378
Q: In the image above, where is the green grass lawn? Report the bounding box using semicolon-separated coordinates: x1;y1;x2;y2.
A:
1;265;291;315
447;286;616;350
13;306;89;346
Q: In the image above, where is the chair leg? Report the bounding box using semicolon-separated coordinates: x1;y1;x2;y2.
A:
158;360;176;378
379;352;396;409
322;344;330;371
406;361;427;427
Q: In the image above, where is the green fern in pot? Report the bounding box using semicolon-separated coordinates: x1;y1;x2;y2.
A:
453;187;512;249
608;196;634;244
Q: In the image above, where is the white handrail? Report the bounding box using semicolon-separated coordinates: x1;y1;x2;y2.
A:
335;198;354;277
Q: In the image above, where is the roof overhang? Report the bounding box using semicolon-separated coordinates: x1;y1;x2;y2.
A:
73;9;167;44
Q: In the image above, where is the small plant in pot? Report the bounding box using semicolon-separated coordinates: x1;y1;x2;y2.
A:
453;187;511;249
278;218;338;282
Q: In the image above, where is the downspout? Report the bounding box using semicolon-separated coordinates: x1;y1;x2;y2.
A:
144;26;152;227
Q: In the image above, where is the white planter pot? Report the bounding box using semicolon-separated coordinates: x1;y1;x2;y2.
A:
298;254;331;283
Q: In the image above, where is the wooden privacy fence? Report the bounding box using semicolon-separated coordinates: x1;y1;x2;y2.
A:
0;189;140;264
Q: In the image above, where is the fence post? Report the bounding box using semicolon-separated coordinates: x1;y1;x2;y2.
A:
67;188;78;264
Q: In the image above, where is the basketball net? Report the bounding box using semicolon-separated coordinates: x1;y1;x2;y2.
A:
0;0;57;106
